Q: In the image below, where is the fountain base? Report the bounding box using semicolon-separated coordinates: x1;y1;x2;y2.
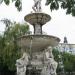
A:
16;47;58;75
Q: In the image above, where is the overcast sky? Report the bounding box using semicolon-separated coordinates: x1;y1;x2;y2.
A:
0;0;75;44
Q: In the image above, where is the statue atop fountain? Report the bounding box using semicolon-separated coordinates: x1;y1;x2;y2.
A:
32;0;42;12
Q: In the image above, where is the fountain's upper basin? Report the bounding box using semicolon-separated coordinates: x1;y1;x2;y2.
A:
17;35;60;52
24;13;51;25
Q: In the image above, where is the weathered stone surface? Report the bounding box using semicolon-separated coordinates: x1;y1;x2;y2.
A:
16;53;29;75
16;47;58;75
24;13;51;25
17;35;60;52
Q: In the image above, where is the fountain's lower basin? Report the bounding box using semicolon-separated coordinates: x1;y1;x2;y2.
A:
17;35;60;52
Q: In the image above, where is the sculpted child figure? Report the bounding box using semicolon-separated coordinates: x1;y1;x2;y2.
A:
16;52;29;75
41;47;58;75
32;0;42;12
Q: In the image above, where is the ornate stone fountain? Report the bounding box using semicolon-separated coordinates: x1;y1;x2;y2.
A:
16;0;60;75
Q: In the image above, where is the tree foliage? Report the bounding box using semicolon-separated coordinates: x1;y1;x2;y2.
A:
0;0;22;11
52;48;75;73
45;0;75;16
1;0;75;16
62;52;75;72
0;19;29;71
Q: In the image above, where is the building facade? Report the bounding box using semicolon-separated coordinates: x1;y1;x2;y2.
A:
56;37;75;55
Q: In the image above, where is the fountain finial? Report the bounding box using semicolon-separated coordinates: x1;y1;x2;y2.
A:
32;0;42;12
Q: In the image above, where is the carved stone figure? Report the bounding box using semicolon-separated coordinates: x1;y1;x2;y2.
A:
32;0;42;12
41;47;58;75
45;47;54;59
41;66;50;75
47;58;58;75
16;53;29;75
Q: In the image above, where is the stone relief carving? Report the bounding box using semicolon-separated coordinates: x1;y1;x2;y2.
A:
16;47;58;75
41;47;58;75
16;53;29;75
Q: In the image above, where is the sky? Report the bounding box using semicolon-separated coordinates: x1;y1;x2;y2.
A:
0;0;75;44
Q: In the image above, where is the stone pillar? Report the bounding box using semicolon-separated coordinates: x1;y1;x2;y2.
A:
34;24;42;35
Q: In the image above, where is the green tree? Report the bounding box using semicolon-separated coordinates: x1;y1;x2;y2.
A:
62;52;75;72
52;48;59;62
0;20;30;71
53;48;75;73
45;0;75;16
1;0;75;16
0;0;22;11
